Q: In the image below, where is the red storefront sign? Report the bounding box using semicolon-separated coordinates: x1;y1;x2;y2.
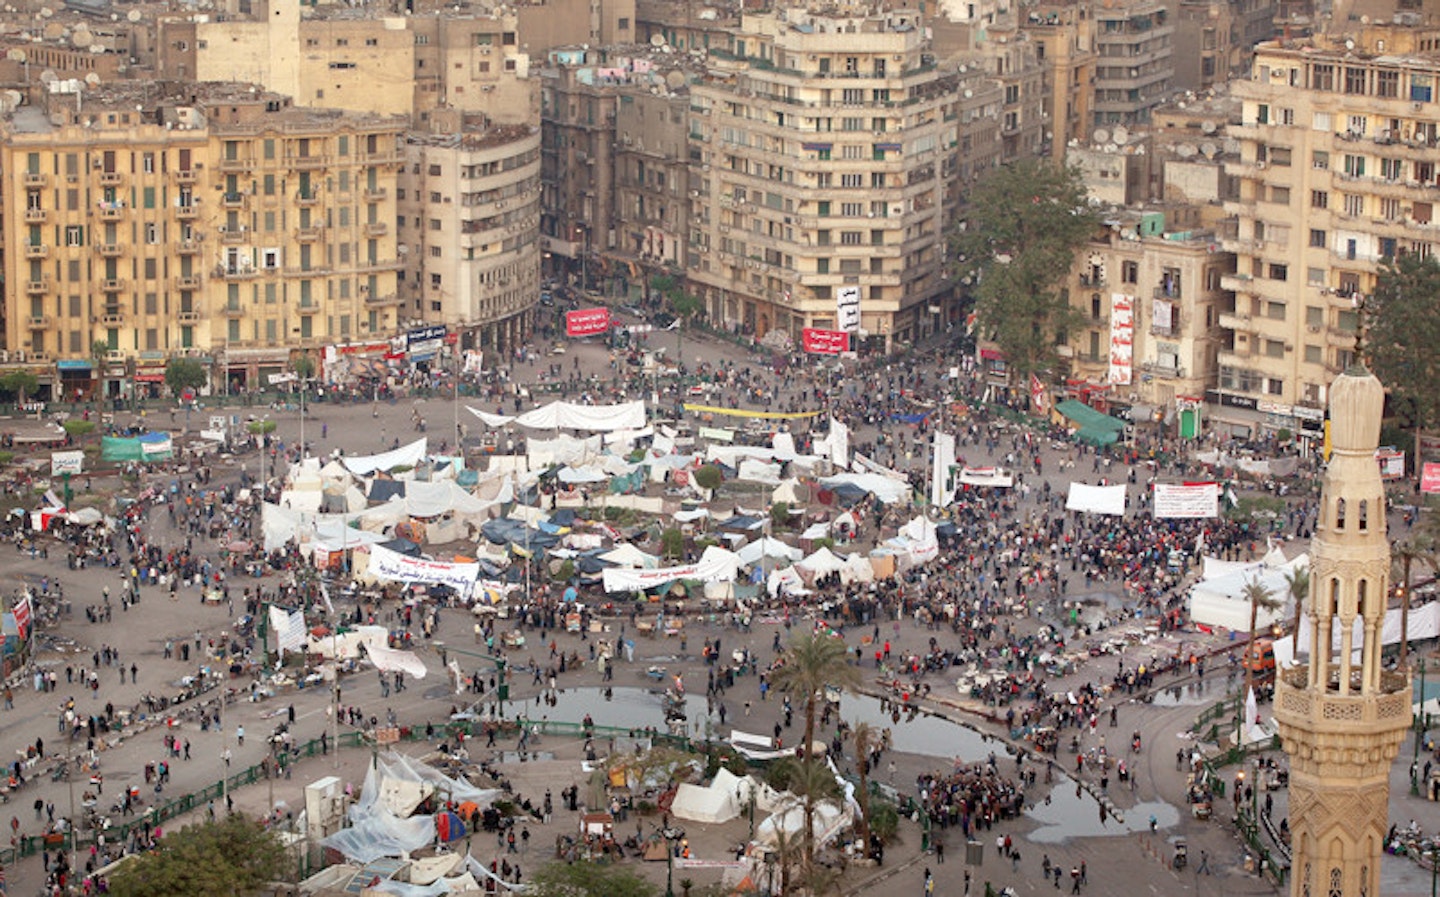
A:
566;307;612;337
801;328;850;354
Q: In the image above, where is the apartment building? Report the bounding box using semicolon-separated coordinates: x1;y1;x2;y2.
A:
608;89;694;283
0;81;406;396
1220;24;1440;436
1172;0;1275;93
398;122;543;358
1092;0;1175;126
1064;209;1232;411
1023;3;1098;163
686;8;959;348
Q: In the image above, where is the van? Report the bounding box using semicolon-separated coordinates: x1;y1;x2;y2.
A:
1242;638;1276;680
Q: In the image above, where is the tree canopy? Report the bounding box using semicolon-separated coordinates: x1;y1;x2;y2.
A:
950;159;1100;381
107;815;286;897
164;357;208;396
0;370;38;403
1367;253;1440;434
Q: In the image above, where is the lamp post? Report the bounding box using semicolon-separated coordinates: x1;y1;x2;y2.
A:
1416;657;1429;796
659;825;683;897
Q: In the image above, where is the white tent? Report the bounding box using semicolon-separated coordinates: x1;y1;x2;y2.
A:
670;782;739;825
1187;554;1307;632
798;546;847;576
600;543;659;569
755;799;850;849
772;478;804;505
737;537;803;567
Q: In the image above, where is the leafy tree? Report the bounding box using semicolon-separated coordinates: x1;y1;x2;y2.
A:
108;815;285;897
692;464;723;492
775;756;841;883
660;527;685;559
769;501;790;533
292;352;315;381
0;370;38;406
1367;253;1440;460
652;273;704;364
62;420;97;439
1242;577;1282;701
527;860;659;897
851;721;878;855
1393;527;1439;665
769;632;860;874
247;419;277;436
164;357;208;397
949;159;1100;383
1283;565;1310;661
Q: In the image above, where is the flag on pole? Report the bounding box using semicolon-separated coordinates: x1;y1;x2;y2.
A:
1030;374;1050;414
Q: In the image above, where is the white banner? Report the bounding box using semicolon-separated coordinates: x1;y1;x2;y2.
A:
365;642;429;679
140;434;173;456
601;549;739;593
958;467;1013;488
1109;293;1134;386
269;605;307;657
467;400;646;433
930;431;956;507
367;543;479;595
268;372;299;386
342;438;428;476
836;286;861;332
1065;482;1127;516
1153;482;1219;518
51;451;84;476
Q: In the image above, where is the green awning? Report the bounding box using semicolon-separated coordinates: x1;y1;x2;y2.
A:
1055;399;1125;446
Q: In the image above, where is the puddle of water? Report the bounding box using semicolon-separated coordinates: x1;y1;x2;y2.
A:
1149;685;1216;707
496;751;555;762
836;696;999;762
510;687;713;735
1026;789;1181;843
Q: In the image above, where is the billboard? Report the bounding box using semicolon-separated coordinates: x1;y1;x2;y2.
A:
836;286;861;332
1423;462;1440;494
565;307;612;337
406;324;447;362
51;451;84;476
801;328;850;354
1108;293;1134;386
1153;482;1219;518
1376;448;1406;480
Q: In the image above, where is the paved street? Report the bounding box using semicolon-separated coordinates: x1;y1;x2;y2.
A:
2;320;1439;896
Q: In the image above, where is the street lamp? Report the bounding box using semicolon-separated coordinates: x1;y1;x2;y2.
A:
1414;656;1428;796
659;825;684;897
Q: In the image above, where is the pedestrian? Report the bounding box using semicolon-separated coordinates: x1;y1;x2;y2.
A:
1079;860;1086;884
237;725;245;746
1071;866;1081;894
130;663;137;683
934;839;944;864
1197;850;1210;875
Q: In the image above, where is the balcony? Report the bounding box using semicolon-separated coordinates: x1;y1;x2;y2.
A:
25;278;48;295
1079;273;1106;288
363;187;388;202
364;222;389;237
175;275;202;290
222;304;246;318
1154;285;1183;301
177;311;201;323
296;191;320;207
178;241;200;255
97;206;124;221
22;172;47;188
24;208;47;223
218;156;252;172
98;171;123;186
355;258;402;273
174;169;198;183
27;315;51;329
221;192;246;208
220;227;249;244
22;243;48;259
176;204;198;219
295;226;323;243
219;266;257;280
1217;311;1255;332
364;292;402;306
100;278;126;293
96;243;123;257
362;150;405;166
1275;667;1411;737
98;313;124;325
1326;329;1359;349
287;155;328;170
1220;272;1255;293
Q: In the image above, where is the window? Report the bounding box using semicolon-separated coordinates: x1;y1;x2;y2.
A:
1121;261;1138;284
1265;339;1286;358
841;173;863;188
618;16;630;28
840;202;863;217
1267;378;1285;396
1343;194;1365;216
1308;267;1326;285
1382;197;1402;221
1266;301;1287;320
1271;186;1290;204
1347;114;1367;136
1377;70;1399;98
1381;157;1403;180
1305;345;1322;364
1311;63;1334;91
1268;264;1288;281
1306;306;1324;327
1413;74;1434;103
1312;150;1329;170
1310;229;1326;248
1311;190;1328;209
1344;66;1367;95
65;226;83;246
1342;154;1365;177
840;231;862;245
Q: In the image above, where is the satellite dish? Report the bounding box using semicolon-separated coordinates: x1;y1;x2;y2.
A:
89;44;103;54
1176;144;1197;158
39;69;56;83
1104;142;1118;153
649;34;664;46
1200;141;1218;158
1222;137;1241;154
6;48;25;62
1092;127;1110;144
84;72;99;84
1112;125;1129;143
3;89;21;106
1121;228;1137;240
1360;14;1370;23
126;8;140;21
1201;120;1216;134
1345;38;1355;50
963;88;972;98
665;70;685;89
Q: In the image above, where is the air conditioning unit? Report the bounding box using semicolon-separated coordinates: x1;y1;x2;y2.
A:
1256;161;1267;170
13;351;26;362
0;351;9;363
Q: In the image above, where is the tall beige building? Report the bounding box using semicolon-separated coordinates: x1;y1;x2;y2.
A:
1092;0;1174;127
687;7;960;348
398;122;543;358
1221;24;1440;434
0;81;405;396
1274;366;1410;897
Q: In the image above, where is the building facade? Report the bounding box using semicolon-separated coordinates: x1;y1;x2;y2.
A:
1221;25;1440;433
1023;3;1098;163
398;123;543;357
0;82;406;397
687;8;958;348
1092;0;1174;126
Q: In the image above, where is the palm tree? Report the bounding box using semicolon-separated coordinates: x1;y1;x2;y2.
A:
1243;576;1283;701
769;632;859;876
779;756;841;884
1393;532;1438;665
1284;565;1311;660
851;722;878;858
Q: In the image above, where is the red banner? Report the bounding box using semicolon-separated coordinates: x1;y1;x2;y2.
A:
566;307;611;337
12;593;31;640
801;328;850;354
1423;462;1440;494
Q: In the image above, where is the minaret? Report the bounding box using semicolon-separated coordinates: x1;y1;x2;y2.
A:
1275;366;1412;897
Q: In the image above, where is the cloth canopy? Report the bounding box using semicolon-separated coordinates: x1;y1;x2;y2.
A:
468;400;646;432
1055;400;1125;446
600;545;740;593
343;439;429;476
1065;483;1126;516
366;543;479;594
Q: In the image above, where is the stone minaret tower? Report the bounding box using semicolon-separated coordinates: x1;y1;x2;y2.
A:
1275;366;1412;897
